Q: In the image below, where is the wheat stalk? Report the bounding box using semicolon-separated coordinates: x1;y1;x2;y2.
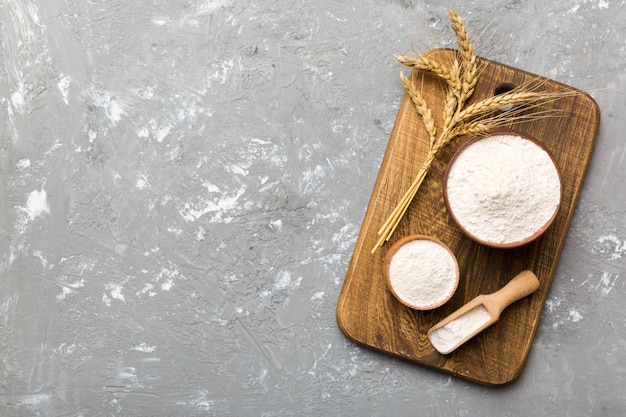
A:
370;9;570;254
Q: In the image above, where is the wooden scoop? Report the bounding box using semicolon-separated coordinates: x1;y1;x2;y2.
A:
428;270;540;355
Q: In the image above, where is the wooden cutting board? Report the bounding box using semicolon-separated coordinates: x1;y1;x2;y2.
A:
336;48;600;386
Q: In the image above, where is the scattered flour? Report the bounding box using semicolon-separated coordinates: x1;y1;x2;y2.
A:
445;134;561;245
429;305;491;354
386;238;458;309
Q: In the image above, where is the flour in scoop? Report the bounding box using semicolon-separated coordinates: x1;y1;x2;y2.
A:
445;134;561;245
429;305;491;354
387;239;458;309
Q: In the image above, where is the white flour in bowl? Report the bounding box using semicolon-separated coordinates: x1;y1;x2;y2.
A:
387;238;458;309
445;134;561;245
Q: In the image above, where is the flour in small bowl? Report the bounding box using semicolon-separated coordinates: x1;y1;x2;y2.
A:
445;134;561;246
386;237;459;310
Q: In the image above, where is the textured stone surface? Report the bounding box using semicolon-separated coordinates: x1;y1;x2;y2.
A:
0;0;624;415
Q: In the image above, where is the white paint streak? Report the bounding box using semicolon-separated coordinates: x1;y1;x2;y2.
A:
58;74;71;104
133;343;157;353
210;60;234;85
1;292;19;326
136;176;148;190
86;86;127;125
44;140;63;156
150;15;200;27
107;100;125;124
11;392;53;409
151;16;168;26
596;234;625;260
87;126;97;143
137;126;150;138
57;278;85;301
598;271;618;296
137;119;173;142
203;183;220;193
57;287;73;301
16;158;31;169
116;367;139;384
196;226;207;241
104;282;125;305
156;267;181;292
545;295;565;329
567;4;580;13
180;186;246;222
3;0;47;119
569;309;583;323
269;219;282;231
196;0;234;16
228;163;248;176
57;343;79;356
175;390;214;411
273;271;302;293
332;223;357;251
546;297;563;313
10;90;26;114
167;226;184;235
274;271;292;291
161;280;173;291
137;283;157;297
23;189;50;220
153;124;172;143
311;290;325;301
33;250;48;269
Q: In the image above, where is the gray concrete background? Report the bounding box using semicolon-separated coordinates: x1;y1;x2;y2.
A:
0;0;624;416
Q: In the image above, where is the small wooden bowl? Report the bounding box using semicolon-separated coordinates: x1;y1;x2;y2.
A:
443;130;563;249
384;235;459;310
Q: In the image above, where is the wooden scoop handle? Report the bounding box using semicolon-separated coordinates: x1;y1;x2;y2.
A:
485;270;540;317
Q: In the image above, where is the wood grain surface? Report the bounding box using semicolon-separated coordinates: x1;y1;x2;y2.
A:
336;49;600;386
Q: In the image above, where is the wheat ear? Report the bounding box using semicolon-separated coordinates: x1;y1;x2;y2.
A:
449;9;477;106
456;91;546;121
395;54;461;92
445;121;491;141
442;59;461;134
400;72;437;142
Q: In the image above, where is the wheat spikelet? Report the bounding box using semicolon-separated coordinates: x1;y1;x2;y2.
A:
446;121;491;140
449;9;478;106
400;72;437;141
456;91;545;121
442;59;461;133
395;54;460;92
